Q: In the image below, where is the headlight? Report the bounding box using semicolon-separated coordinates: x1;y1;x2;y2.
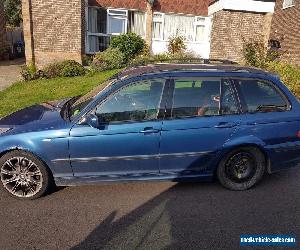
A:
0;128;11;135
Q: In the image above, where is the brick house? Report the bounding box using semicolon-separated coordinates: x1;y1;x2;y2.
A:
270;0;300;65
22;0;288;67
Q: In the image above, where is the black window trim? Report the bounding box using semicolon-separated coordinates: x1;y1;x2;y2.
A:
232;77;292;114
164;77;241;121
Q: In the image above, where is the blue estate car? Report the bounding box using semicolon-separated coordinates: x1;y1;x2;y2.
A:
0;62;300;199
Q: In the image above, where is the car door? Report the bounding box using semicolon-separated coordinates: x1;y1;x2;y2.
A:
232;78;300;172
159;77;241;177
69;77;167;179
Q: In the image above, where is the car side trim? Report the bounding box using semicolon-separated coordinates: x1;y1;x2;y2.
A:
52;151;213;163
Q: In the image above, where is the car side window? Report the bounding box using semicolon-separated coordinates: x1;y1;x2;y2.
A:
95;79;165;122
171;78;238;118
236;79;288;113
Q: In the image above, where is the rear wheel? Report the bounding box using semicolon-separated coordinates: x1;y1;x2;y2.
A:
217;147;266;191
0;150;53;199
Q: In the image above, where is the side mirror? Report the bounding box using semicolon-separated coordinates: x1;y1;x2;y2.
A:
85;114;100;128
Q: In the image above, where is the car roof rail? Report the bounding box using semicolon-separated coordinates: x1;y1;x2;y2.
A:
115;58;239;78
129;58;238;67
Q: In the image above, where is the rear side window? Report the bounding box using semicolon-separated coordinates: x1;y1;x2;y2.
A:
236;79;288;113
171;78;238;118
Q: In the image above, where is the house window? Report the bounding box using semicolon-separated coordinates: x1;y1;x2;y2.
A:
152;13;164;40
163;14;194;41
107;9;128;35
152;13;208;42
128;11;146;38
283;0;295;8
87;7;132;53
88;7;107;34
87;7;110;53
195;17;206;42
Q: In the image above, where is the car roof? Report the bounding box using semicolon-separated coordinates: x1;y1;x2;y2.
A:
117;62;272;80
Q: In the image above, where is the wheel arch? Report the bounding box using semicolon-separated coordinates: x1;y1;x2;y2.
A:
214;142;271;175
0;147;55;179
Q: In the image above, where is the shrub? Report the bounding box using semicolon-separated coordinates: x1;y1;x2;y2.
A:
43;60;86;78
168;35;187;54
243;41;280;68
91;47;125;71
20;61;44;81
82;55;93;66
111;33;146;62
129;52;200;67
266;61;300;98
43;62;61;79
59;60;86;77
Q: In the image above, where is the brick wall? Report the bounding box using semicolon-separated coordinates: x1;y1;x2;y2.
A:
22;0;85;66
210;10;272;63
270;0;300;65
89;0;210;15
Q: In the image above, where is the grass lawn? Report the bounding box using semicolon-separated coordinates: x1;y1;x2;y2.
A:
0;69;120;117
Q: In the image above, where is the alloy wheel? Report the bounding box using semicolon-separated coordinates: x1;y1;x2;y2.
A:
0;157;43;198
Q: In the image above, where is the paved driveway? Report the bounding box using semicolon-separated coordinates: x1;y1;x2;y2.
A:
0;59;24;90
0;168;299;250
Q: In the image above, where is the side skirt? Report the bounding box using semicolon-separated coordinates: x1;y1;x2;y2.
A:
54;173;214;186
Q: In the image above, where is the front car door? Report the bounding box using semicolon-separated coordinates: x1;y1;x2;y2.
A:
159;75;241;178
69;77;167;180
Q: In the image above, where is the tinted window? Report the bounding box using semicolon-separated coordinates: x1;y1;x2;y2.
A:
95;79;165;122
237;79;288;113
171;79;238;118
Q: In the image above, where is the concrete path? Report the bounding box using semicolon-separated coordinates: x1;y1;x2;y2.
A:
0;58;25;91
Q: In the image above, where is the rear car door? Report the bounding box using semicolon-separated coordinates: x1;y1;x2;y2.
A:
232;78;300;172
69;78;167;179
159;76;241;177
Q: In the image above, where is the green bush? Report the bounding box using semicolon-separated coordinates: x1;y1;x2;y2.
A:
82;55;93;66
243;41;280;68
43;60;86;78
43;62;61;79
129;52;200;67
168;36;187;54
266;61;300;98
91;47;125;72
20;61;44;81
111;33;146;62
59;60;86;77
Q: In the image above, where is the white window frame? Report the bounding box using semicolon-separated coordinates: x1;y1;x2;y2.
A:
107;8;128;35
151;13;209;43
152;12;165;41
283;0;295;9
194;16;207;43
86;7;130;53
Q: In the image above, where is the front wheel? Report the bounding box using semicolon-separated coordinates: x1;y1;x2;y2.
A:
0;150;53;199
217;147;266;191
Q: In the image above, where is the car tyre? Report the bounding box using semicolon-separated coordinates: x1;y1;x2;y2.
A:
217;147;266;191
0;150;53;199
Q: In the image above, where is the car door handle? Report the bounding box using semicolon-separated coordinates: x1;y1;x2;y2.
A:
140;127;160;134
214;122;238;128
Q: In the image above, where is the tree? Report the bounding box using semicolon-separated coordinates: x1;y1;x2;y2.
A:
3;0;22;28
